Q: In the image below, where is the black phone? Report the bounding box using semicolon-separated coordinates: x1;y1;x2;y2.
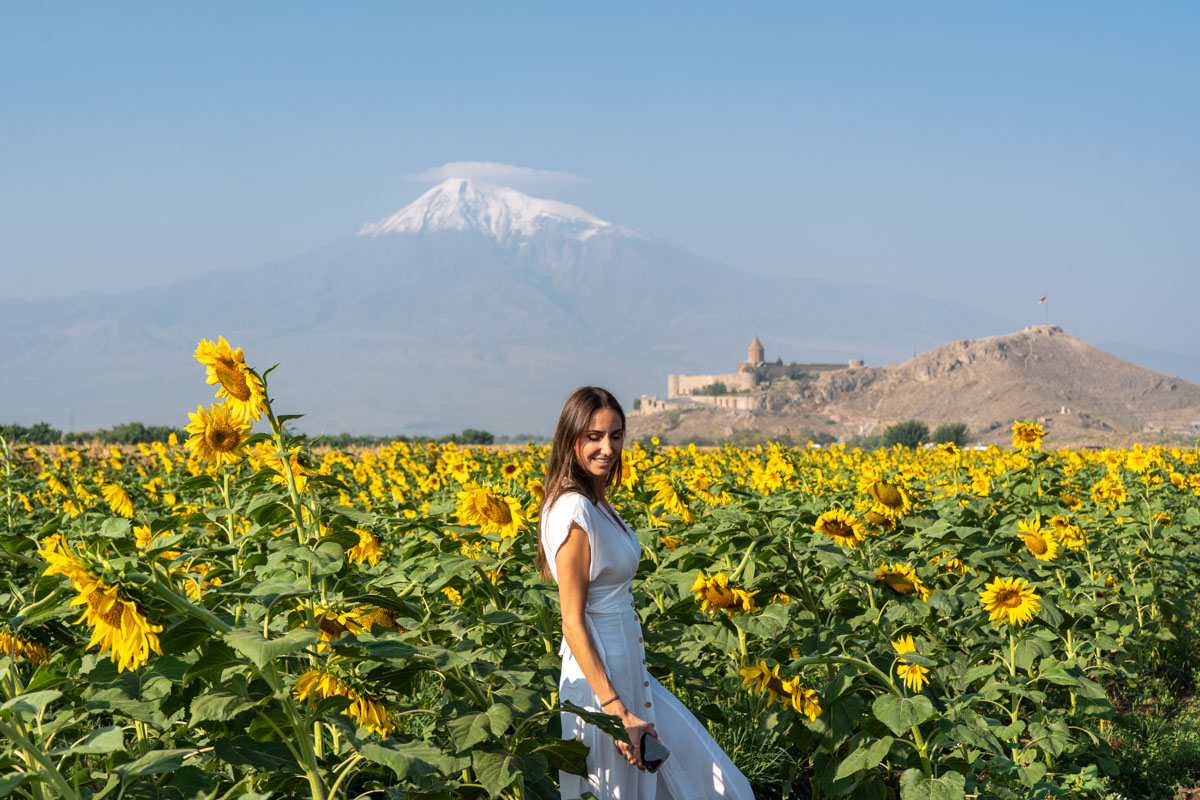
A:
640;731;670;773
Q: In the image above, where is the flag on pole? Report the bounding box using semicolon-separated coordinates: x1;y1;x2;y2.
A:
1037;295;1047;304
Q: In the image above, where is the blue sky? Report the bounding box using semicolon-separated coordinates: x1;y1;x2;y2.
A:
3;2;1198;369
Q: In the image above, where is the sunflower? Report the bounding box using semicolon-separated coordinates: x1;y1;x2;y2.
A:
306;605;365;651
101;483;134;518
813;509;868;549
454;485;526;538
1017;518;1059;561
865;479;912;515
739;660;787;701
0;632;51;665
294;670;395;736
738;661;822;721
648;473;696;523
71;576;163;672
979;576;1041;627
874;562;932;601
1047;516;1085;550
347;528;382;566
891;635;930;692
1011;421;1045;452
194;336;266;422
359;607;402;630
38;534;92;586
659;534;683;550
185;404;251;465
691;572;758;616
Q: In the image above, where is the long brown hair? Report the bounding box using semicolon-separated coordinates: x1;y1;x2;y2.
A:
535;386;626;582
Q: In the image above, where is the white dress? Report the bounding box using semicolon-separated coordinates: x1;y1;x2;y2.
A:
542;492;755;800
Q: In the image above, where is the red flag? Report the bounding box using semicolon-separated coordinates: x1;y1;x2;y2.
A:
1037;295;1047;304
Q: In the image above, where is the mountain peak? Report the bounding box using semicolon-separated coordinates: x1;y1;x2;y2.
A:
357;178;631;242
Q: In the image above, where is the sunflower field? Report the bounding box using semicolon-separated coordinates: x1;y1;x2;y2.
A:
2;340;1199;800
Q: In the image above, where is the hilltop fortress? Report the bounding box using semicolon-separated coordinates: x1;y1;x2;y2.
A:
633;337;861;414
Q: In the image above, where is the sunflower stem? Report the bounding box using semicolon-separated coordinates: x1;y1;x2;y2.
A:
0;718;80;800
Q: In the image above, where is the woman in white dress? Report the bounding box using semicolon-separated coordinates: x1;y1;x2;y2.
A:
537;386;755;800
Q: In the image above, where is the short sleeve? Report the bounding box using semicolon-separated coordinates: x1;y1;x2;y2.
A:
541;493;600;584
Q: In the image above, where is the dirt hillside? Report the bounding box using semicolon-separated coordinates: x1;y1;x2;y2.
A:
629;326;1200;447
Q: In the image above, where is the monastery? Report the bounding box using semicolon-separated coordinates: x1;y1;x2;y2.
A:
632;337;861;415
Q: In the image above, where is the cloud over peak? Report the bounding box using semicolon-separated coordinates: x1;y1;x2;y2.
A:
410;161;583;188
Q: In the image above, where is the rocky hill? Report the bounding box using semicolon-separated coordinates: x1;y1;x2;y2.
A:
629;326;1200;447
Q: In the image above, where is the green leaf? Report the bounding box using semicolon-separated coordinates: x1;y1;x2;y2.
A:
358;740;447;780
487;703;514;736
47;726;125;756
1185;506;1200;527
448;712;494;751
532;737;590;777
113;749;191;780
0;773;31;796
872;694;936;737
189;691;259;725
222;627;319;669
0;689;61;716
964;663;998;683
899;768;965;800
212;735;300;771
473;750;521;798
835;735;894;781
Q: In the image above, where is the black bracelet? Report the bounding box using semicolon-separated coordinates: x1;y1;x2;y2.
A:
600;695;619;708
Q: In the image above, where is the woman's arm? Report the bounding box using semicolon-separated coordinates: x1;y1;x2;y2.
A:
556;521;658;770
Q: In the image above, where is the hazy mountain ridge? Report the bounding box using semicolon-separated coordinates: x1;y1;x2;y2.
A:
0;179;1067;434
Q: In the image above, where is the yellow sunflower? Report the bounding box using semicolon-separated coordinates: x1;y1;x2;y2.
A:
813;509;868;549
359;607;403;630
1047;516;1085;550
454;485;526;538
70;576;163;673
979;576;1041;627
193;336;266;422
738;661;822;721
874;562;932;601
101;483;134;518
185;404;251;465
1017;518;1059;561
1011;420;1045;452
691;572;759;616
648;473;695;523
891;634;930;692
0;632;51;665
294;670;395;736
865;479;912;516
347;528;382;566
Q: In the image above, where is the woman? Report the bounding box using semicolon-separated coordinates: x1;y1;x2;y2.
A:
537;386;755;799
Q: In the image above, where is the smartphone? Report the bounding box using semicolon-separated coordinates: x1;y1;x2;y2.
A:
640;731;670;773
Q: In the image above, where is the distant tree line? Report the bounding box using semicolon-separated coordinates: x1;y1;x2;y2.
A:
2;422;548;447
2;421;186;445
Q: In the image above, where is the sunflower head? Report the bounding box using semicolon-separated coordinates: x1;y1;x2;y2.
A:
1016;518;1059;561
979;576;1041;627
874;563;932;601
185;404;251;465
1011;421;1045;452
814;509;868;549
194;337;266;422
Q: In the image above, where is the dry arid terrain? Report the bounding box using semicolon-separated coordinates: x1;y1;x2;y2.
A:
629;326;1200;447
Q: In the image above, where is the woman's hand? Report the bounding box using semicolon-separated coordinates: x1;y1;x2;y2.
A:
614;709;658;770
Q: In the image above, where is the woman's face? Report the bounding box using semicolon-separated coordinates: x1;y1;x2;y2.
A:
574;408;624;485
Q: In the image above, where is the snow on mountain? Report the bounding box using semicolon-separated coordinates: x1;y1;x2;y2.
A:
357;178;637;243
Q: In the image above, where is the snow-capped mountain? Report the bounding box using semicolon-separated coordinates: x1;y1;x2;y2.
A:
2;181;1019;435
357;178;638;243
